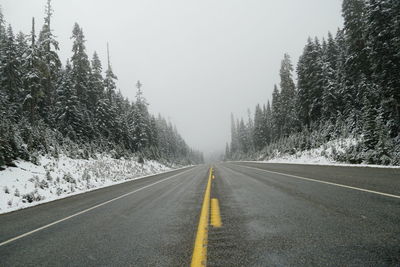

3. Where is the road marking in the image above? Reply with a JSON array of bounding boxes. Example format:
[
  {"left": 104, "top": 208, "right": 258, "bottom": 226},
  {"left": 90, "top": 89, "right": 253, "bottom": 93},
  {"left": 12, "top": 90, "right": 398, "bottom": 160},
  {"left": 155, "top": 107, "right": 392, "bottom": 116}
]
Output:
[
  {"left": 211, "top": 198, "right": 222, "bottom": 228},
  {"left": 0, "top": 168, "right": 194, "bottom": 247},
  {"left": 191, "top": 167, "right": 213, "bottom": 267},
  {"left": 236, "top": 164, "right": 400, "bottom": 199}
]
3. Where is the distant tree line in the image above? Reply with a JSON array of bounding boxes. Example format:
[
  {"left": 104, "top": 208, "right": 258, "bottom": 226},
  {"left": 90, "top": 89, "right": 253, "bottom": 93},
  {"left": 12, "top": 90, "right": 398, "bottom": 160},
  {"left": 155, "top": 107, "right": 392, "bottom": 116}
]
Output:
[
  {"left": 226, "top": 0, "right": 400, "bottom": 165},
  {"left": 0, "top": 1, "right": 203, "bottom": 168}
]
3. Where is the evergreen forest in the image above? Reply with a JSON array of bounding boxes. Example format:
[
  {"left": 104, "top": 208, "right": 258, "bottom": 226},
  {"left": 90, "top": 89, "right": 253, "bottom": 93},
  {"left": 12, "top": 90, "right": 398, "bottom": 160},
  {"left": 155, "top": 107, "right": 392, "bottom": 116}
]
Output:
[
  {"left": 0, "top": 1, "right": 204, "bottom": 169},
  {"left": 226, "top": 0, "right": 400, "bottom": 165}
]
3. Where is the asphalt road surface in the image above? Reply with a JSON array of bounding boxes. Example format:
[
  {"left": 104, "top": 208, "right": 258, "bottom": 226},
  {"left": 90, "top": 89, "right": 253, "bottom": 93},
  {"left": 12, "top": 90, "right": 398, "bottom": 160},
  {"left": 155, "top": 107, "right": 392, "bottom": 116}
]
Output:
[{"left": 1, "top": 162, "right": 399, "bottom": 266}]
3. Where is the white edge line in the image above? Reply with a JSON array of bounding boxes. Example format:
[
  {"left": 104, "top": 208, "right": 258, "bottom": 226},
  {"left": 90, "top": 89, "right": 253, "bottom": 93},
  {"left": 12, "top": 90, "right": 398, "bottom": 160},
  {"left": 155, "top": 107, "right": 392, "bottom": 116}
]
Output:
[
  {"left": 0, "top": 167, "right": 195, "bottom": 247},
  {"left": 231, "top": 163, "right": 400, "bottom": 199},
  {"left": 230, "top": 160, "right": 400, "bottom": 169}
]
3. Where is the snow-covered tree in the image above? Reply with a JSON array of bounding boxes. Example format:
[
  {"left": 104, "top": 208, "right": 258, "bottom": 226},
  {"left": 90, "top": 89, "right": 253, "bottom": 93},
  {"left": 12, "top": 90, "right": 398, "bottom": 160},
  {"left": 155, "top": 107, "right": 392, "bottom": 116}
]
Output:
[
  {"left": 297, "top": 38, "right": 324, "bottom": 127},
  {"left": 104, "top": 43, "right": 117, "bottom": 102},
  {"left": 95, "top": 98, "right": 115, "bottom": 140},
  {"left": 70, "top": 23, "right": 90, "bottom": 107},
  {"left": 271, "top": 84, "right": 281, "bottom": 138},
  {"left": 22, "top": 18, "right": 44, "bottom": 124},
  {"left": 229, "top": 113, "right": 239, "bottom": 155},
  {"left": 341, "top": 0, "right": 370, "bottom": 128},
  {"left": 37, "top": 0, "right": 61, "bottom": 120},
  {"left": 0, "top": 25, "right": 21, "bottom": 103},
  {"left": 131, "top": 81, "right": 149, "bottom": 152},
  {"left": 88, "top": 51, "right": 104, "bottom": 111},
  {"left": 253, "top": 104, "right": 265, "bottom": 151},
  {"left": 322, "top": 32, "right": 339, "bottom": 122},
  {"left": 366, "top": 0, "right": 400, "bottom": 137},
  {"left": 279, "top": 53, "right": 297, "bottom": 136},
  {"left": 54, "top": 61, "right": 84, "bottom": 141}
]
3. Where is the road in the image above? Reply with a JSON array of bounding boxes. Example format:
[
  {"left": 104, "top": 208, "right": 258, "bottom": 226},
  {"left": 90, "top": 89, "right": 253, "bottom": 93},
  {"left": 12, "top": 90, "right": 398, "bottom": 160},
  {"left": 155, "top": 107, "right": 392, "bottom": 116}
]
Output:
[{"left": 0, "top": 162, "right": 399, "bottom": 266}]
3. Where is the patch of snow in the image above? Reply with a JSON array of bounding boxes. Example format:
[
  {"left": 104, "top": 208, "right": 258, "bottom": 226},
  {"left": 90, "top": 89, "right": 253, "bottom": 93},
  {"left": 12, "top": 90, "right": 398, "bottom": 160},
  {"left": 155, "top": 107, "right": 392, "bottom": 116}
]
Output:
[
  {"left": 0, "top": 154, "right": 188, "bottom": 214},
  {"left": 239, "top": 138, "right": 400, "bottom": 169}
]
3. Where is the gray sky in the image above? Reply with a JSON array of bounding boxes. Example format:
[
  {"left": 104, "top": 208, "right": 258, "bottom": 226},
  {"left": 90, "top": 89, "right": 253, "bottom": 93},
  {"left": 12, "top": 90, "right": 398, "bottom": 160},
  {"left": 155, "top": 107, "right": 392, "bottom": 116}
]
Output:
[{"left": 3, "top": 0, "right": 343, "bottom": 157}]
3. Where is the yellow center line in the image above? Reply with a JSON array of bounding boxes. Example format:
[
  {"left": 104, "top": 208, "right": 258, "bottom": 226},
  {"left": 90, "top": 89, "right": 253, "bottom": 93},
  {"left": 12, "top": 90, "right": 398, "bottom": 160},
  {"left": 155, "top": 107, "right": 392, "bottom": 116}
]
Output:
[
  {"left": 191, "top": 167, "right": 213, "bottom": 267},
  {"left": 210, "top": 198, "right": 222, "bottom": 228}
]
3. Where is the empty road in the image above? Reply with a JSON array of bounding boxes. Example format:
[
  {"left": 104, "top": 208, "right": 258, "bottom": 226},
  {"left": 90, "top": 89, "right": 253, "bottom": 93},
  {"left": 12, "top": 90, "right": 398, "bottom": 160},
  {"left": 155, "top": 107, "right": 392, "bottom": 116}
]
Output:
[{"left": 0, "top": 162, "right": 399, "bottom": 266}]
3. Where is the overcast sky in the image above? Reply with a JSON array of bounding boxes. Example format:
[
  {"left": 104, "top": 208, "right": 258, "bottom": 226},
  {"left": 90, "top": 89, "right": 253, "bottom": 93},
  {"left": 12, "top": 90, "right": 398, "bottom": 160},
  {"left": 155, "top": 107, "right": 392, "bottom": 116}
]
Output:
[{"left": 2, "top": 0, "right": 343, "bottom": 157}]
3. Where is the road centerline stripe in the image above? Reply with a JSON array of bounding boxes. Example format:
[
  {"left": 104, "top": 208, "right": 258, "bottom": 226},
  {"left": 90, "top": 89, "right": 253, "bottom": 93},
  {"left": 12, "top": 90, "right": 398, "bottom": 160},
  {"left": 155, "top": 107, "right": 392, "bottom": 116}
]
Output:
[
  {"left": 235, "top": 164, "right": 400, "bottom": 199},
  {"left": 0, "top": 168, "right": 194, "bottom": 247},
  {"left": 211, "top": 198, "right": 222, "bottom": 228},
  {"left": 191, "top": 167, "right": 213, "bottom": 267}
]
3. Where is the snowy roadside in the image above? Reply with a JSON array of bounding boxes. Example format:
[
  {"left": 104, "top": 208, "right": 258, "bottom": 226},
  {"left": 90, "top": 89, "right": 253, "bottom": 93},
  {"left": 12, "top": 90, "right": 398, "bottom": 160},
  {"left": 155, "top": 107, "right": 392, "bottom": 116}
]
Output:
[
  {"left": 0, "top": 154, "right": 189, "bottom": 214},
  {"left": 239, "top": 138, "right": 400, "bottom": 169}
]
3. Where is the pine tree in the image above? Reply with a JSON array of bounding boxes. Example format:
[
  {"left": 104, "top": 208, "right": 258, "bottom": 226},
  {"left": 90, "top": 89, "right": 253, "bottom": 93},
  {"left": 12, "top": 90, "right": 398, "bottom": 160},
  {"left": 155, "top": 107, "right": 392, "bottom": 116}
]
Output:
[
  {"left": 362, "top": 87, "right": 378, "bottom": 151},
  {"left": 70, "top": 23, "right": 90, "bottom": 107},
  {"left": 104, "top": 43, "right": 117, "bottom": 102},
  {"left": 0, "top": 6, "right": 5, "bottom": 42},
  {"left": 279, "top": 53, "right": 296, "bottom": 136},
  {"left": 246, "top": 109, "right": 254, "bottom": 153},
  {"left": 114, "top": 93, "right": 132, "bottom": 149},
  {"left": 15, "top": 33, "right": 28, "bottom": 104},
  {"left": 225, "top": 142, "right": 230, "bottom": 160},
  {"left": 271, "top": 84, "right": 281, "bottom": 139},
  {"left": 237, "top": 119, "right": 249, "bottom": 154},
  {"left": 322, "top": 32, "right": 339, "bottom": 123},
  {"left": 0, "top": 25, "right": 21, "bottom": 103},
  {"left": 263, "top": 101, "right": 272, "bottom": 145},
  {"left": 366, "top": 0, "right": 400, "bottom": 137},
  {"left": 253, "top": 104, "right": 265, "bottom": 151},
  {"left": 309, "top": 38, "right": 325, "bottom": 124},
  {"left": 342, "top": 0, "right": 370, "bottom": 77},
  {"left": 95, "top": 98, "right": 115, "bottom": 140},
  {"left": 22, "top": 18, "right": 44, "bottom": 124},
  {"left": 37, "top": 0, "right": 61, "bottom": 121},
  {"left": 146, "top": 115, "right": 159, "bottom": 159},
  {"left": 230, "top": 113, "right": 239, "bottom": 155},
  {"left": 296, "top": 38, "right": 324, "bottom": 127},
  {"left": 131, "top": 81, "right": 149, "bottom": 152},
  {"left": 54, "top": 61, "right": 84, "bottom": 141},
  {"left": 335, "top": 28, "right": 347, "bottom": 118},
  {"left": 156, "top": 115, "right": 169, "bottom": 158},
  {"left": 88, "top": 51, "right": 104, "bottom": 111},
  {"left": 341, "top": 0, "right": 370, "bottom": 128},
  {"left": 374, "top": 108, "right": 393, "bottom": 165},
  {"left": 297, "top": 39, "right": 313, "bottom": 128}
]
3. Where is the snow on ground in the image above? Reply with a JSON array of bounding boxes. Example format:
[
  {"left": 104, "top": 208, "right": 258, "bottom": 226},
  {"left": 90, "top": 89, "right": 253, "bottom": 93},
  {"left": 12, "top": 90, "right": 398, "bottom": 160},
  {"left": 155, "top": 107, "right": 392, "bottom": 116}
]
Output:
[
  {"left": 0, "top": 154, "right": 179, "bottom": 214},
  {"left": 251, "top": 138, "right": 400, "bottom": 168},
  {"left": 265, "top": 138, "right": 356, "bottom": 165}
]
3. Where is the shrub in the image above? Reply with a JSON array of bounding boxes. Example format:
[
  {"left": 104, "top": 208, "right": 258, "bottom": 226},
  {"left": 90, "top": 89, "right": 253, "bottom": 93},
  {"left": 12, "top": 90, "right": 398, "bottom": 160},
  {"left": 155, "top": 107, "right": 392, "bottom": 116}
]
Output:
[
  {"left": 22, "top": 190, "right": 44, "bottom": 203},
  {"left": 63, "top": 173, "right": 76, "bottom": 184},
  {"left": 82, "top": 169, "right": 91, "bottom": 183},
  {"left": 38, "top": 179, "right": 49, "bottom": 189},
  {"left": 14, "top": 188, "right": 20, "bottom": 197},
  {"left": 4, "top": 186, "right": 10, "bottom": 194},
  {"left": 46, "top": 171, "right": 53, "bottom": 181}
]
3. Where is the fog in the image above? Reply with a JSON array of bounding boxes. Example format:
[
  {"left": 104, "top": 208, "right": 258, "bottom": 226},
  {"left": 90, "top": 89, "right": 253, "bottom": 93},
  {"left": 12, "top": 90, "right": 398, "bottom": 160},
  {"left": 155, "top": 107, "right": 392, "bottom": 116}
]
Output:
[{"left": 2, "top": 0, "right": 343, "bottom": 158}]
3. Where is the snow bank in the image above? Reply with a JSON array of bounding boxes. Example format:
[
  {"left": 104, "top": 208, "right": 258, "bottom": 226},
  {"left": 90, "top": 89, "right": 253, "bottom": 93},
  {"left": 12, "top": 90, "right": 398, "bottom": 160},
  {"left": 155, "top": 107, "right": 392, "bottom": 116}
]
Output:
[
  {"left": 0, "top": 154, "right": 179, "bottom": 214},
  {"left": 252, "top": 138, "right": 400, "bottom": 168},
  {"left": 265, "top": 138, "right": 356, "bottom": 164}
]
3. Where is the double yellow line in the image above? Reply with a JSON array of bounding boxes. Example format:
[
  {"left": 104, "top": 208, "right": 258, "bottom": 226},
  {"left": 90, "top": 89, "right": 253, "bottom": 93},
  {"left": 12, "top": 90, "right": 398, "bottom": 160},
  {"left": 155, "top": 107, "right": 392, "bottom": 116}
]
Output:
[{"left": 191, "top": 167, "right": 222, "bottom": 267}]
